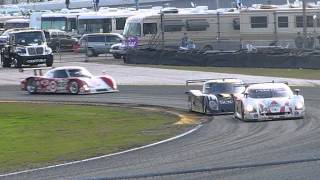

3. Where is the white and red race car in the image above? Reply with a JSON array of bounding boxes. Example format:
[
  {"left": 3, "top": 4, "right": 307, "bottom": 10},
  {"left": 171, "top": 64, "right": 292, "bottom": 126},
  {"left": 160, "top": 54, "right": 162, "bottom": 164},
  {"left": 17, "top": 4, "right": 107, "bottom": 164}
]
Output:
[
  {"left": 21, "top": 66, "right": 118, "bottom": 94},
  {"left": 234, "top": 82, "right": 305, "bottom": 121}
]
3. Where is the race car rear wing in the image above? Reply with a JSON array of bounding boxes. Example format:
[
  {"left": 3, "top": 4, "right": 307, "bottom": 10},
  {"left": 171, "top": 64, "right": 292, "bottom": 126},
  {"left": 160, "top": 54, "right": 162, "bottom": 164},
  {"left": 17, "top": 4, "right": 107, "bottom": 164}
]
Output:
[
  {"left": 18, "top": 67, "right": 54, "bottom": 76},
  {"left": 186, "top": 78, "right": 241, "bottom": 86},
  {"left": 244, "top": 81, "right": 289, "bottom": 87}
]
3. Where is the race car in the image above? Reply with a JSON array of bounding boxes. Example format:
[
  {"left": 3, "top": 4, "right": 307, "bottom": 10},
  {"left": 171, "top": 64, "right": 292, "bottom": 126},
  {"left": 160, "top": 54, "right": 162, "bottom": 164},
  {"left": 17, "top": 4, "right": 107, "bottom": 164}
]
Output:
[
  {"left": 234, "top": 82, "right": 305, "bottom": 121},
  {"left": 20, "top": 66, "right": 118, "bottom": 94},
  {"left": 186, "top": 78, "right": 245, "bottom": 114}
]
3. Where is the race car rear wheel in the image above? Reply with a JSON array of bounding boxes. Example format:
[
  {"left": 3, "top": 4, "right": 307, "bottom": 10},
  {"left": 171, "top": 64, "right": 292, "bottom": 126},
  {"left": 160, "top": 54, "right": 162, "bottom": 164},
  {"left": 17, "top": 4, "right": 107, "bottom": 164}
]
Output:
[
  {"left": 68, "top": 81, "right": 79, "bottom": 94},
  {"left": 26, "top": 78, "right": 37, "bottom": 94}
]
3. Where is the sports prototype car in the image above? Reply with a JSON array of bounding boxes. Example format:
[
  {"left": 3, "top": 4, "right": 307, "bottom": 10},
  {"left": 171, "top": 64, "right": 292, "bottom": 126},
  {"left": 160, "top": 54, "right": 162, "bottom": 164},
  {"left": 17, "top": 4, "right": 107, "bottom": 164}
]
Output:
[
  {"left": 21, "top": 66, "right": 118, "bottom": 94},
  {"left": 186, "top": 78, "right": 245, "bottom": 114},
  {"left": 234, "top": 82, "right": 305, "bottom": 121}
]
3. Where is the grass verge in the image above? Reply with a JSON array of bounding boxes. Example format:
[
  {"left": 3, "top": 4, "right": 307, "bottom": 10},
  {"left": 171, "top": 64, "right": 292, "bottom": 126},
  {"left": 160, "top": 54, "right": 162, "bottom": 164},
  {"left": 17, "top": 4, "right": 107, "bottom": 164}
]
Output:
[
  {"left": 0, "top": 102, "right": 185, "bottom": 173},
  {"left": 134, "top": 65, "right": 320, "bottom": 80}
]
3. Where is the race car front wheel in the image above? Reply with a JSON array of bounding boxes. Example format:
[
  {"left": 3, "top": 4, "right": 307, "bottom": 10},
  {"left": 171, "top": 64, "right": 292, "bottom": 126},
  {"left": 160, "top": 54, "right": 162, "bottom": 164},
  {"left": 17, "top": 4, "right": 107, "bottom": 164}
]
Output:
[
  {"left": 68, "top": 81, "right": 79, "bottom": 94},
  {"left": 26, "top": 78, "right": 37, "bottom": 94}
]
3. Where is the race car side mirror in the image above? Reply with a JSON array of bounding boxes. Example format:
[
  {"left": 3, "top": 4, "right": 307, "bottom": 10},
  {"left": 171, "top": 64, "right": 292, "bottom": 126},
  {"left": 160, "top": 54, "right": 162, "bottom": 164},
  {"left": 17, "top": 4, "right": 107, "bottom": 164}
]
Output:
[
  {"left": 244, "top": 92, "right": 248, "bottom": 98},
  {"left": 294, "top": 89, "right": 300, "bottom": 95}
]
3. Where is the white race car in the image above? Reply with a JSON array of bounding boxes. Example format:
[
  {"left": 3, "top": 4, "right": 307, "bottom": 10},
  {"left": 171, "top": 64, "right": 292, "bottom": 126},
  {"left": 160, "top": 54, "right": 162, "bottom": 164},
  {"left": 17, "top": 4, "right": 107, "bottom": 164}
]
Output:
[
  {"left": 21, "top": 66, "right": 118, "bottom": 94},
  {"left": 234, "top": 82, "right": 305, "bottom": 121}
]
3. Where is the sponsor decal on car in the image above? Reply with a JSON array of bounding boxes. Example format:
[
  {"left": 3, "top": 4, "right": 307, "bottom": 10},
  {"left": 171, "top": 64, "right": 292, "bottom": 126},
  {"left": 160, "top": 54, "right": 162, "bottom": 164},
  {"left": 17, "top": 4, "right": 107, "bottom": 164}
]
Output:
[{"left": 219, "top": 99, "right": 233, "bottom": 104}]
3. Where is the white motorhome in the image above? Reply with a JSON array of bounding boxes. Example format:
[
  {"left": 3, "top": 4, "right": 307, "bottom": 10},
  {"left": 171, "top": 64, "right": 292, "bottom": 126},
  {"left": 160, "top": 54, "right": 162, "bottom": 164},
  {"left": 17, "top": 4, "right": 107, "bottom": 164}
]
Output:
[
  {"left": 240, "top": 2, "right": 320, "bottom": 47},
  {"left": 40, "top": 8, "right": 90, "bottom": 32},
  {"left": 0, "top": 15, "right": 27, "bottom": 29},
  {"left": 4, "top": 19, "right": 29, "bottom": 29},
  {"left": 78, "top": 8, "right": 132, "bottom": 35},
  {"left": 77, "top": 8, "right": 155, "bottom": 35},
  {"left": 123, "top": 6, "right": 241, "bottom": 50}
]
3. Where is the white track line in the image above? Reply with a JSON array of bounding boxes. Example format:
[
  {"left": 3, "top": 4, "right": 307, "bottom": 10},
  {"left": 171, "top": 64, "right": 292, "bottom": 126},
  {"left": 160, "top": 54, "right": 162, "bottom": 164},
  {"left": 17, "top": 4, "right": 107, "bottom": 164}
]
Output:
[{"left": 0, "top": 124, "right": 202, "bottom": 177}]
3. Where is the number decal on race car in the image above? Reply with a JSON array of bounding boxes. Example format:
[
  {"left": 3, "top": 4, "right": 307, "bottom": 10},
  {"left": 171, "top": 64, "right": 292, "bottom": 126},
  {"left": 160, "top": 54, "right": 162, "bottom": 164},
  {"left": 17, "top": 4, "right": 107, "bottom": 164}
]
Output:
[{"left": 40, "top": 79, "right": 50, "bottom": 87}]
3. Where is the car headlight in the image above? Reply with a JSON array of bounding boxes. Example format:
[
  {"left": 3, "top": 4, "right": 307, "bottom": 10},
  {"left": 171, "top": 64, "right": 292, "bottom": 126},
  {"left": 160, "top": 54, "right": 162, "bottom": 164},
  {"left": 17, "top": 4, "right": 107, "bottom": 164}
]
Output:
[
  {"left": 82, "top": 84, "right": 89, "bottom": 90},
  {"left": 246, "top": 105, "right": 255, "bottom": 112},
  {"left": 45, "top": 47, "right": 52, "bottom": 54},
  {"left": 14, "top": 47, "right": 26, "bottom": 54},
  {"left": 295, "top": 102, "right": 304, "bottom": 110}
]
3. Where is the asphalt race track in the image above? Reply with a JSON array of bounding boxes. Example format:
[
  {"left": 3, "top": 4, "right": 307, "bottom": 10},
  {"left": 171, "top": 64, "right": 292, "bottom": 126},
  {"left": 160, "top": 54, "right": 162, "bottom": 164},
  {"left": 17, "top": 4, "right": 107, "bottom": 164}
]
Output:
[{"left": 1, "top": 84, "right": 320, "bottom": 180}]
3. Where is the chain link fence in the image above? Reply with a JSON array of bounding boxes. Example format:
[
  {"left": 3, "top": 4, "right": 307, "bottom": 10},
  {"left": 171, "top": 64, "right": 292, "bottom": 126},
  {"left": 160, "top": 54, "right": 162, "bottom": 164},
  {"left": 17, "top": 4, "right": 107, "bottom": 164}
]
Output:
[{"left": 51, "top": 34, "right": 124, "bottom": 65}]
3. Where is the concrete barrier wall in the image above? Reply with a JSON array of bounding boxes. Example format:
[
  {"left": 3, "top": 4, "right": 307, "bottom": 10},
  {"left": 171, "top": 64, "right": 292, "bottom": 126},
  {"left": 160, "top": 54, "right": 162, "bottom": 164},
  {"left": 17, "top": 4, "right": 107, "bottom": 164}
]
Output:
[{"left": 125, "top": 49, "right": 320, "bottom": 69}]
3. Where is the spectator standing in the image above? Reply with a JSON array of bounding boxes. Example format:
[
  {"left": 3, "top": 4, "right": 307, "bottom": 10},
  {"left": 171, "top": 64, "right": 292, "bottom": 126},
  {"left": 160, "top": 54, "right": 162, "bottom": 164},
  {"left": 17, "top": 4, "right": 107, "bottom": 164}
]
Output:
[
  {"left": 305, "top": 35, "right": 315, "bottom": 49},
  {"left": 294, "top": 32, "right": 304, "bottom": 49},
  {"left": 93, "top": 0, "right": 99, "bottom": 11},
  {"left": 65, "top": 0, "right": 70, "bottom": 9},
  {"left": 181, "top": 33, "right": 189, "bottom": 48}
]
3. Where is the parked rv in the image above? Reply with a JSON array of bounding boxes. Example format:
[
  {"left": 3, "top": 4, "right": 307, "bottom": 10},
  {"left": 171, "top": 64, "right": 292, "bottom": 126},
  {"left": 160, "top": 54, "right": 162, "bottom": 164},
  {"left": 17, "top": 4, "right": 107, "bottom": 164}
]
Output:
[
  {"left": 123, "top": 6, "right": 241, "bottom": 51},
  {"left": 4, "top": 19, "right": 29, "bottom": 29}
]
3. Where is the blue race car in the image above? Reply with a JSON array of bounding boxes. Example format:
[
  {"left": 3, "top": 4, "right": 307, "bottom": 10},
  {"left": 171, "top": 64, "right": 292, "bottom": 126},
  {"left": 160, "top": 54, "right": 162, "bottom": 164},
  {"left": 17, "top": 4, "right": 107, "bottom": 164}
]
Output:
[{"left": 186, "top": 78, "right": 245, "bottom": 115}]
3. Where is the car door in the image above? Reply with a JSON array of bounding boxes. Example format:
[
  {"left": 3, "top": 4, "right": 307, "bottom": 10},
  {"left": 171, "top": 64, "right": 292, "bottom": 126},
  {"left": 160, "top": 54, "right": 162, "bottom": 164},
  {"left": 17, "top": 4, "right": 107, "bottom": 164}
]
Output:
[
  {"left": 50, "top": 32, "right": 59, "bottom": 51},
  {"left": 64, "top": 35, "right": 75, "bottom": 50},
  {"left": 89, "top": 35, "right": 105, "bottom": 54},
  {"left": 58, "top": 32, "right": 73, "bottom": 50},
  {"left": 103, "top": 35, "right": 112, "bottom": 53},
  {"left": 57, "top": 32, "right": 67, "bottom": 49},
  {"left": 52, "top": 69, "right": 69, "bottom": 93},
  {"left": 107, "top": 35, "right": 123, "bottom": 52}
]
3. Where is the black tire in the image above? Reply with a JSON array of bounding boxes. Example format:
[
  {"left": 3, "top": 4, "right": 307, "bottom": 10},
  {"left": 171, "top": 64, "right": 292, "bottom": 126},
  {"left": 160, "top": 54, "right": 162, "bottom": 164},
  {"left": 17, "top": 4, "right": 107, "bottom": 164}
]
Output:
[
  {"left": 113, "top": 54, "right": 121, "bottom": 59},
  {"left": 46, "top": 56, "right": 53, "bottom": 67},
  {"left": 12, "top": 57, "right": 22, "bottom": 68},
  {"left": 188, "top": 99, "right": 193, "bottom": 112},
  {"left": 26, "top": 78, "right": 37, "bottom": 94},
  {"left": 86, "top": 49, "right": 95, "bottom": 57},
  {"left": 204, "top": 104, "right": 208, "bottom": 114},
  {"left": 203, "top": 99, "right": 208, "bottom": 114},
  {"left": 123, "top": 55, "right": 127, "bottom": 63},
  {"left": 240, "top": 102, "right": 245, "bottom": 121},
  {"left": 68, "top": 80, "right": 79, "bottom": 94}
]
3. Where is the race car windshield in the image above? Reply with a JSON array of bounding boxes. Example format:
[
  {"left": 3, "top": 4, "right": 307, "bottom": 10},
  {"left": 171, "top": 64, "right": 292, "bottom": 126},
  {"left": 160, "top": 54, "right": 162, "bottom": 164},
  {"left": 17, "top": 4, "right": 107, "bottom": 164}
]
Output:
[
  {"left": 15, "top": 32, "right": 45, "bottom": 45},
  {"left": 248, "top": 88, "right": 292, "bottom": 98},
  {"left": 68, "top": 69, "right": 93, "bottom": 78},
  {"left": 205, "top": 83, "right": 243, "bottom": 94}
]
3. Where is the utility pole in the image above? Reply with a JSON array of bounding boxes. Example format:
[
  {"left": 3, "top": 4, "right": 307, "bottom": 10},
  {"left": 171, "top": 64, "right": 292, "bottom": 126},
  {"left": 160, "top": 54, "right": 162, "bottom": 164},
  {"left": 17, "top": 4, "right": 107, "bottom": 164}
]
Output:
[
  {"left": 303, "top": 0, "right": 307, "bottom": 41},
  {"left": 135, "top": 0, "right": 139, "bottom": 10},
  {"left": 216, "top": 0, "right": 219, "bottom": 9},
  {"left": 160, "top": 12, "right": 164, "bottom": 49}
]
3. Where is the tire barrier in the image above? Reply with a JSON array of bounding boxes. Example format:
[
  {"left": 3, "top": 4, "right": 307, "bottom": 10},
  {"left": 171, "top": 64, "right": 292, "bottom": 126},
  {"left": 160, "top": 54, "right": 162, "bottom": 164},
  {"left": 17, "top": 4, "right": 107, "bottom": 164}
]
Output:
[{"left": 125, "top": 49, "right": 320, "bottom": 69}]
